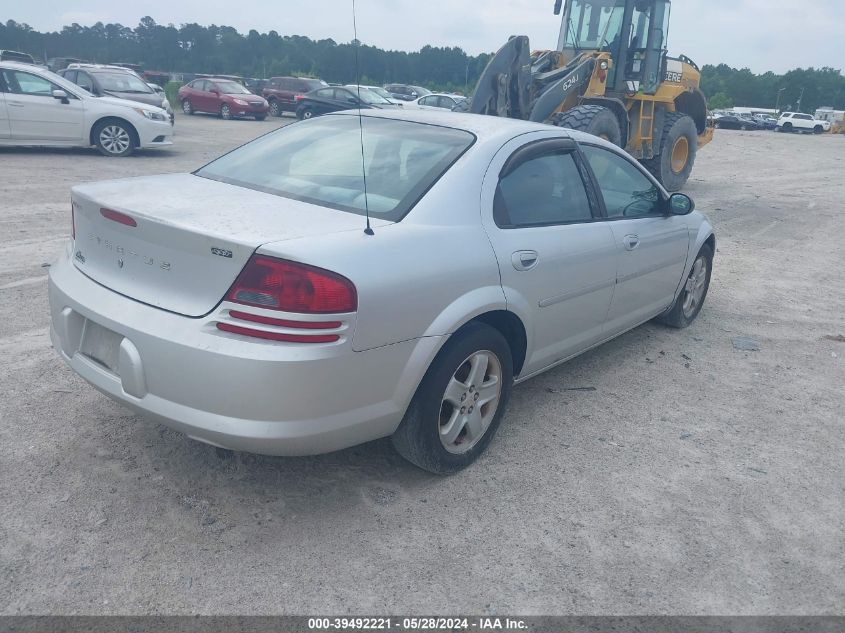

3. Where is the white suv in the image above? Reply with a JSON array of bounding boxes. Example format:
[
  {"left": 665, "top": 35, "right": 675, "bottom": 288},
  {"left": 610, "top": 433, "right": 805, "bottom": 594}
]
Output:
[
  {"left": 0, "top": 61, "right": 173, "bottom": 156},
  {"left": 777, "top": 112, "right": 831, "bottom": 134}
]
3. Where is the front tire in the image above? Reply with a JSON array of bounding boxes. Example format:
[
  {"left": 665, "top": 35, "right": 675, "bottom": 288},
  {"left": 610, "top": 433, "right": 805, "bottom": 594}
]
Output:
[
  {"left": 255, "top": 114, "right": 267, "bottom": 121},
  {"left": 269, "top": 100, "right": 281, "bottom": 117},
  {"left": 814, "top": 125, "right": 824, "bottom": 134},
  {"left": 220, "top": 104, "right": 232, "bottom": 120},
  {"left": 93, "top": 119, "right": 136, "bottom": 157},
  {"left": 181, "top": 100, "right": 194, "bottom": 115},
  {"left": 392, "top": 322, "right": 513, "bottom": 474},
  {"left": 657, "top": 244, "right": 713, "bottom": 329},
  {"left": 552, "top": 104, "right": 622, "bottom": 146},
  {"left": 298, "top": 107, "right": 314, "bottom": 120},
  {"left": 642, "top": 112, "right": 698, "bottom": 192}
]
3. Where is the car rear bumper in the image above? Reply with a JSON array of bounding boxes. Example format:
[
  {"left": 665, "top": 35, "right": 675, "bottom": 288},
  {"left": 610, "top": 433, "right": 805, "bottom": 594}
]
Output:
[{"left": 48, "top": 247, "right": 439, "bottom": 455}]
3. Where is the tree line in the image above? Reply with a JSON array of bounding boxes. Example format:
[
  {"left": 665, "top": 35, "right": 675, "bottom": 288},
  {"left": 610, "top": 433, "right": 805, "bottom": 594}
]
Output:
[{"left": 2, "top": 18, "right": 844, "bottom": 111}]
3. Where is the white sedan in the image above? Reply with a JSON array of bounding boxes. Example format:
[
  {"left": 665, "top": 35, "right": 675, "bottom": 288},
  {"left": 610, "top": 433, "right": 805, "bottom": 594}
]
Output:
[
  {"left": 0, "top": 61, "right": 173, "bottom": 156},
  {"left": 404, "top": 93, "right": 467, "bottom": 111},
  {"left": 49, "top": 110, "right": 714, "bottom": 473}
]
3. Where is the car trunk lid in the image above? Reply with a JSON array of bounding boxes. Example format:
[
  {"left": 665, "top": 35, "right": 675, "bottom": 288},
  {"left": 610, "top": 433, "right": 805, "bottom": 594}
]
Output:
[{"left": 71, "top": 173, "right": 388, "bottom": 317}]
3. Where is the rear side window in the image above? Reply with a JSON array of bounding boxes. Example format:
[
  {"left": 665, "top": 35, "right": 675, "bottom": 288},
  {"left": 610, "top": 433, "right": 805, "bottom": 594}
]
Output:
[
  {"left": 196, "top": 116, "right": 475, "bottom": 221},
  {"left": 495, "top": 151, "right": 593, "bottom": 227},
  {"left": 581, "top": 145, "right": 662, "bottom": 218}
]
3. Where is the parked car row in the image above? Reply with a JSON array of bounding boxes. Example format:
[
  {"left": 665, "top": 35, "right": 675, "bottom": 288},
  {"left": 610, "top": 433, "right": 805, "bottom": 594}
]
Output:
[{"left": 712, "top": 110, "right": 830, "bottom": 134}]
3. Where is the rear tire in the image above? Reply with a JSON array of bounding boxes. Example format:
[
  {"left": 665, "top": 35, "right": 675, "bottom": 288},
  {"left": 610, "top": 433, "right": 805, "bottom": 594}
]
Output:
[
  {"left": 657, "top": 244, "right": 713, "bottom": 329},
  {"left": 392, "top": 322, "right": 513, "bottom": 474},
  {"left": 552, "top": 104, "right": 622, "bottom": 147},
  {"left": 642, "top": 112, "right": 698, "bottom": 192}
]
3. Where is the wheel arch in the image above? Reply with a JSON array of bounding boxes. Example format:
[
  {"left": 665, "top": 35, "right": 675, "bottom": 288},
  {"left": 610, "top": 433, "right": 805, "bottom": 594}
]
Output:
[
  {"left": 467, "top": 310, "right": 528, "bottom": 377},
  {"left": 89, "top": 116, "right": 140, "bottom": 148},
  {"left": 673, "top": 88, "right": 708, "bottom": 134}
]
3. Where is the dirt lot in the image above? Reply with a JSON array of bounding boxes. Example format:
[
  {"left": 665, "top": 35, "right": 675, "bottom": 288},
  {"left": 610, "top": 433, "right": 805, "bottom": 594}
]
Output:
[{"left": 1, "top": 114, "right": 843, "bottom": 615}]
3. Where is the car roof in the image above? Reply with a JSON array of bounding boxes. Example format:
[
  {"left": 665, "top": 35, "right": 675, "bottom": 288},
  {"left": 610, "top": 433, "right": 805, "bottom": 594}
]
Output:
[
  {"left": 425, "top": 93, "right": 466, "bottom": 99},
  {"left": 0, "top": 60, "right": 47, "bottom": 71},
  {"left": 326, "top": 108, "right": 618, "bottom": 149}
]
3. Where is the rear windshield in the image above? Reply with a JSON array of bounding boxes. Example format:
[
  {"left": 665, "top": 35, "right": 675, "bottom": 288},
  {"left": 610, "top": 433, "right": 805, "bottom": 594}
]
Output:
[{"left": 196, "top": 116, "right": 475, "bottom": 221}]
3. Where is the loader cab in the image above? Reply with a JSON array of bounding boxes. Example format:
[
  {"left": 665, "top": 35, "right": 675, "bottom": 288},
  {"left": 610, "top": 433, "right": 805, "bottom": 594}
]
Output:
[{"left": 557, "top": 0, "right": 671, "bottom": 95}]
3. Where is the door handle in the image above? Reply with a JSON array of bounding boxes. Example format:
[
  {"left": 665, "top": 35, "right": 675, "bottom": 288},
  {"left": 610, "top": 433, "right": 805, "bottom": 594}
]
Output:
[
  {"left": 512, "top": 250, "right": 539, "bottom": 271},
  {"left": 623, "top": 234, "right": 640, "bottom": 251},
  {"left": 7, "top": 101, "right": 24, "bottom": 107}
]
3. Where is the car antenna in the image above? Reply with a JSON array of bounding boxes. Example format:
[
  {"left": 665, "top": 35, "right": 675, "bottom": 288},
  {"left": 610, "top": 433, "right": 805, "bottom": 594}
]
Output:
[{"left": 352, "top": 0, "right": 374, "bottom": 236}]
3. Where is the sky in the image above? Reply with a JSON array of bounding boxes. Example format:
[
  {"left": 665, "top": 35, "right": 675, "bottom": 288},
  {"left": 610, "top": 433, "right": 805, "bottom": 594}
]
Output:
[{"left": 5, "top": 0, "right": 844, "bottom": 74}]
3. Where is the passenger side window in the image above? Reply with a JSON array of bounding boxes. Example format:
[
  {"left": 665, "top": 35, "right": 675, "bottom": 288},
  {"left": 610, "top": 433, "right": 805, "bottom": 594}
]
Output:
[
  {"left": 580, "top": 145, "right": 661, "bottom": 218},
  {"left": 2, "top": 70, "right": 54, "bottom": 97},
  {"left": 495, "top": 150, "right": 594, "bottom": 228}
]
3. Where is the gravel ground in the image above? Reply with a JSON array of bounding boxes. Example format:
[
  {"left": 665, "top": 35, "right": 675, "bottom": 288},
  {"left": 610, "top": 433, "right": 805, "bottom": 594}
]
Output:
[{"left": 1, "top": 115, "right": 843, "bottom": 615}]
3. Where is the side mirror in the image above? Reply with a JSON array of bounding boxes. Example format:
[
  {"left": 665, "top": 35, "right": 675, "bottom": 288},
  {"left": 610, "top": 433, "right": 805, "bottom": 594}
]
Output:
[
  {"left": 52, "top": 89, "right": 69, "bottom": 103},
  {"left": 668, "top": 193, "right": 695, "bottom": 215}
]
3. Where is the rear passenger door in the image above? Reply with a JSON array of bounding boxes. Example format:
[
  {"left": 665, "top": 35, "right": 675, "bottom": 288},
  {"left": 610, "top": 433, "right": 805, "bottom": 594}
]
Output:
[
  {"left": 482, "top": 136, "right": 618, "bottom": 376},
  {"left": 579, "top": 143, "right": 690, "bottom": 336}
]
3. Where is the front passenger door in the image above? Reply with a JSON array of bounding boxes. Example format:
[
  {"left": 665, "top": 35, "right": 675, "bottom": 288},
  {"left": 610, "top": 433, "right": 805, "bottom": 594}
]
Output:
[
  {"left": 580, "top": 144, "right": 690, "bottom": 336},
  {"left": 1, "top": 69, "right": 84, "bottom": 142}
]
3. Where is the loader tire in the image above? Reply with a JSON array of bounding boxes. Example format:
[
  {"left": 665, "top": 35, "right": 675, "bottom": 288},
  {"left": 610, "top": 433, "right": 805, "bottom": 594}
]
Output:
[
  {"left": 552, "top": 105, "right": 622, "bottom": 147},
  {"left": 642, "top": 112, "right": 698, "bottom": 192}
]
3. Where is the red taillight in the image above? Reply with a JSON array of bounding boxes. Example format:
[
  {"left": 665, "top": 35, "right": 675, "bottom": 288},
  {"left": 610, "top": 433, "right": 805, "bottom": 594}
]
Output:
[
  {"left": 100, "top": 208, "right": 137, "bottom": 227},
  {"left": 226, "top": 255, "right": 357, "bottom": 314},
  {"left": 294, "top": 94, "right": 304, "bottom": 101}
]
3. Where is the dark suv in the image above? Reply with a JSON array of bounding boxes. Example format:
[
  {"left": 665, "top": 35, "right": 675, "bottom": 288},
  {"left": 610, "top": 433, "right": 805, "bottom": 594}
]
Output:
[
  {"left": 263, "top": 76, "right": 328, "bottom": 116},
  {"left": 59, "top": 64, "right": 173, "bottom": 120},
  {"left": 384, "top": 84, "right": 431, "bottom": 102}
]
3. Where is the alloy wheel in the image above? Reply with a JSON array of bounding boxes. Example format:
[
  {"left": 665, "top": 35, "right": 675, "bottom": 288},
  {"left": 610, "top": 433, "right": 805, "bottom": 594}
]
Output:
[
  {"left": 99, "top": 125, "right": 131, "bottom": 155},
  {"left": 221, "top": 105, "right": 231, "bottom": 120},
  {"left": 438, "top": 350, "right": 502, "bottom": 454},
  {"left": 682, "top": 256, "right": 708, "bottom": 318}
]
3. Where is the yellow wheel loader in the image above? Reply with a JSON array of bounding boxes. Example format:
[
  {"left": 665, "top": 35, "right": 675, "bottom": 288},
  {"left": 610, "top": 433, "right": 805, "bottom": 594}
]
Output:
[{"left": 464, "top": 0, "right": 714, "bottom": 191}]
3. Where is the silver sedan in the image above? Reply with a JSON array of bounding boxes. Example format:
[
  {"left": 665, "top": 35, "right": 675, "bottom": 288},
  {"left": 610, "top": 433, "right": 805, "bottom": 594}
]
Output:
[{"left": 48, "top": 110, "right": 714, "bottom": 474}]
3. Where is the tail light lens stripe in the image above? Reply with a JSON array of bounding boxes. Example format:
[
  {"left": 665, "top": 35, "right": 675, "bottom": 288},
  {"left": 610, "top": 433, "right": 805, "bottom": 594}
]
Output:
[
  {"left": 216, "top": 322, "right": 339, "bottom": 343},
  {"left": 228, "top": 310, "right": 341, "bottom": 330},
  {"left": 100, "top": 208, "right": 137, "bottom": 227}
]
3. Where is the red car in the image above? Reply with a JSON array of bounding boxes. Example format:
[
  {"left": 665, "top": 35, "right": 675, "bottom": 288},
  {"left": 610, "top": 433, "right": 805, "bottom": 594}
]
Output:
[{"left": 178, "top": 78, "right": 270, "bottom": 120}]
